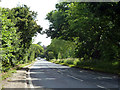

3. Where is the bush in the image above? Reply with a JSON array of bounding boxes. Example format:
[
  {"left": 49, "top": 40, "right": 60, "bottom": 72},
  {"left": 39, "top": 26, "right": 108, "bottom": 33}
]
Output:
[
  {"left": 59, "top": 60, "right": 64, "bottom": 63},
  {"left": 64, "top": 59, "right": 73, "bottom": 65},
  {"left": 73, "top": 59, "right": 81, "bottom": 66}
]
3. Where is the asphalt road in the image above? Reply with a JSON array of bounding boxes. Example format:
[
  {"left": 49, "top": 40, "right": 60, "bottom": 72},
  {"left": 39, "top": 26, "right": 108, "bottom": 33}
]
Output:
[{"left": 29, "top": 59, "right": 119, "bottom": 89}]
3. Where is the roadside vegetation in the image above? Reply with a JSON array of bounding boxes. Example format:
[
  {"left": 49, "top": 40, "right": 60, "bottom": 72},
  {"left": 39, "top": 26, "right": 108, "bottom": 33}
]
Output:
[
  {"left": 0, "top": 5, "right": 44, "bottom": 79},
  {"left": 50, "top": 58, "right": 119, "bottom": 75},
  {"left": 0, "top": 2, "right": 120, "bottom": 81},
  {"left": 1, "top": 60, "right": 35, "bottom": 80},
  {"left": 44, "top": 2, "right": 120, "bottom": 75}
]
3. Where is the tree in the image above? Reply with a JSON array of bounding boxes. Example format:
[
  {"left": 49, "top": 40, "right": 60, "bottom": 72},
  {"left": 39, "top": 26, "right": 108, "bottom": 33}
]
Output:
[
  {"left": 45, "top": 2, "right": 120, "bottom": 62},
  {"left": 87, "top": 2, "right": 120, "bottom": 61},
  {"left": 28, "top": 44, "right": 44, "bottom": 59},
  {"left": 1, "top": 8, "right": 21, "bottom": 71},
  {"left": 44, "top": 2, "right": 70, "bottom": 40},
  {"left": 37, "top": 42, "right": 42, "bottom": 46},
  {"left": 46, "top": 38, "right": 76, "bottom": 60},
  {"left": 1, "top": 5, "right": 43, "bottom": 71},
  {"left": 7, "top": 5, "right": 42, "bottom": 61}
]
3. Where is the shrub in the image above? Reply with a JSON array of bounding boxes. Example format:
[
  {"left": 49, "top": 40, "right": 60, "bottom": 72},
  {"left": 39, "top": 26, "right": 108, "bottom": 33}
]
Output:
[
  {"left": 59, "top": 60, "right": 64, "bottom": 63},
  {"left": 64, "top": 59, "right": 73, "bottom": 65},
  {"left": 73, "top": 59, "right": 81, "bottom": 66}
]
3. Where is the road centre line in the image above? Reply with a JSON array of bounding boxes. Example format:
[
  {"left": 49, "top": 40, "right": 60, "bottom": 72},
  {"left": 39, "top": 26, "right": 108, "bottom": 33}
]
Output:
[
  {"left": 97, "top": 85, "right": 109, "bottom": 90},
  {"left": 67, "top": 75, "right": 83, "bottom": 81}
]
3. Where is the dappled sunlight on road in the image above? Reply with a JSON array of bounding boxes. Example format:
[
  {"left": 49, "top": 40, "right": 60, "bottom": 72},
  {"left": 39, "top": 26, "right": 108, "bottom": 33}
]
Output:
[{"left": 29, "top": 59, "right": 119, "bottom": 89}]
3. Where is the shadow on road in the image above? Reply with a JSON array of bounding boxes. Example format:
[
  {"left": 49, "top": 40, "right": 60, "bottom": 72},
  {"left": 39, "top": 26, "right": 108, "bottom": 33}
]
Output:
[{"left": 28, "top": 60, "right": 119, "bottom": 89}]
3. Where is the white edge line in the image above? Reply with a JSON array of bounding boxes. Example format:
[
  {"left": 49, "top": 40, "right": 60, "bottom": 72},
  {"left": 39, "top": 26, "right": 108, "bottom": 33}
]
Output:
[{"left": 28, "top": 69, "right": 34, "bottom": 89}]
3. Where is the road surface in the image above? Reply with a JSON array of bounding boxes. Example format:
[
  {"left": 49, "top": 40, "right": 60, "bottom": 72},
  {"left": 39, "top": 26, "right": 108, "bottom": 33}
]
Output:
[{"left": 29, "top": 59, "right": 119, "bottom": 89}]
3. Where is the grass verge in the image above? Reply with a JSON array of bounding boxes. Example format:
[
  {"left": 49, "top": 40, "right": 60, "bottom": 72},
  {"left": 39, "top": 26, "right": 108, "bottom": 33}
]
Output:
[
  {"left": 50, "top": 58, "right": 119, "bottom": 75},
  {"left": 1, "top": 60, "right": 36, "bottom": 81}
]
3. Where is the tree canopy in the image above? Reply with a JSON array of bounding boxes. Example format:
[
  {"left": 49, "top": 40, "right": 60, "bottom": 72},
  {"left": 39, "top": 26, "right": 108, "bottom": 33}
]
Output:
[
  {"left": 45, "top": 2, "right": 120, "bottom": 62},
  {"left": 46, "top": 38, "right": 76, "bottom": 60},
  {"left": 1, "top": 5, "right": 43, "bottom": 72}
]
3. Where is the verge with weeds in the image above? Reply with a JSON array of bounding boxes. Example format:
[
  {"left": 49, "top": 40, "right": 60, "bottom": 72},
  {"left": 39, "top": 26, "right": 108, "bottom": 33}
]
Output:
[
  {"left": 1, "top": 60, "right": 36, "bottom": 80},
  {"left": 50, "top": 58, "right": 119, "bottom": 75}
]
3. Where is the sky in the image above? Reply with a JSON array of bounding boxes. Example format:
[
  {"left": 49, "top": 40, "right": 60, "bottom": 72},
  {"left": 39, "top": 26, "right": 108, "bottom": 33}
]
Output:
[{"left": 0, "top": 0, "right": 59, "bottom": 46}]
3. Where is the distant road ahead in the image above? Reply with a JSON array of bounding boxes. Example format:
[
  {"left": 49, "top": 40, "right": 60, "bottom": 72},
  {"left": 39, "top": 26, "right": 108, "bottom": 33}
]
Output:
[{"left": 29, "top": 59, "right": 119, "bottom": 89}]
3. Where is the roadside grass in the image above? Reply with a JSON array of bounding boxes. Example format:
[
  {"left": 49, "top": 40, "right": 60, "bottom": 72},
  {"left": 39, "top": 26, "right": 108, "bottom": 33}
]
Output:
[
  {"left": 1, "top": 59, "right": 36, "bottom": 81},
  {"left": 16, "top": 60, "right": 36, "bottom": 70},
  {"left": 50, "top": 58, "right": 119, "bottom": 75},
  {"left": 1, "top": 69, "right": 17, "bottom": 80}
]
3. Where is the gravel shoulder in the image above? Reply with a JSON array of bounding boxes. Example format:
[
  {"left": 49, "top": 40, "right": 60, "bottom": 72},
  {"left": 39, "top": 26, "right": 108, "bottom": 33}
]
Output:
[
  {"left": 2, "top": 69, "right": 27, "bottom": 88},
  {"left": 1, "top": 61, "right": 35, "bottom": 89}
]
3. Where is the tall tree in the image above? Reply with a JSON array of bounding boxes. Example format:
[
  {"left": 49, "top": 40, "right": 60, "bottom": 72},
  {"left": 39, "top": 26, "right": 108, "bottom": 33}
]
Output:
[
  {"left": 45, "top": 2, "right": 120, "bottom": 62},
  {"left": 1, "top": 5, "right": 43, "bottom": 71},
  {"left": 1, "top": 8, "right": 21, "bottom": 70},
  {"left": 46, "top": 38, "right": 76, "bottom": 60},
  {"left": 6, "top": 5, "right": 42, "bottom": 61}
]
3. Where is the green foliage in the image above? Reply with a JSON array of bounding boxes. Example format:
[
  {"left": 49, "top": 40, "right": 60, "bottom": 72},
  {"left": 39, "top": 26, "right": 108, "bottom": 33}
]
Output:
[
  {"left": 73, "top": 59, "right": 81, "bottom": 66},
  {"left": 1, "top": 5, "right": 43, "bottom": 72},
  {"left": 45, "top": 38, "right": 76, "bottom": 60},
  {"left": 8, "top": 5, "right": 42, "bottom": 60},
  {"left": 1, "top": 8, "right": 21, "bottom": 71},
  {"left": 2, "top": 69, "right": 17, "bottom": 80},
  {"left": 45, "top": 2, "right": 120, "bottom": 64},
  {"left": 44, "top": 2, "right": 70, "bottom": 39},
  {"left": 64, "top": 59, "right": 73, "bottom": 65},
  {"left": 27, "top": 44, "right": 44, "bottom": 62},
  {"left": 1, "top": 60, "right": 35, "bottom": 80},
  {"left": 29, "top": 51, "right": 35, "bottom": 62},
  {"left": 46, "top": 51, "right": 55, "bottom": 60},
  {"left": 50, "top": 58, "right": 119, "bottom": 75}
]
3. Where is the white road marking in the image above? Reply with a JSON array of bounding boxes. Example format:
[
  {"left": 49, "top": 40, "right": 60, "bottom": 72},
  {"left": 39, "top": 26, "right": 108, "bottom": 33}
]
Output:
[
  {"left": 67, "top": 75, "right": 83, "bottom": 81},
  {"left": 97, "top": 85, "right": 106, "bottom": 89},
  {"left": 97, "top": 85, "right": 111, "bottom": 90},
  {"left": 27, "top": 70, "right": 34, "bottom": 89}
]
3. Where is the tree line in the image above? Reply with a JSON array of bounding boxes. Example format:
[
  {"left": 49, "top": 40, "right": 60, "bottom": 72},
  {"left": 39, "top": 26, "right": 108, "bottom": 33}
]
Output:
[
  {"left": 0, "top": 5, "right": 44, "bottom": 72},
  {"left": 45, "top": 38, "right": 76, "bottom": 60},
  {"left": 45, "top": 2, "right": 120, "bottom": 64}
]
